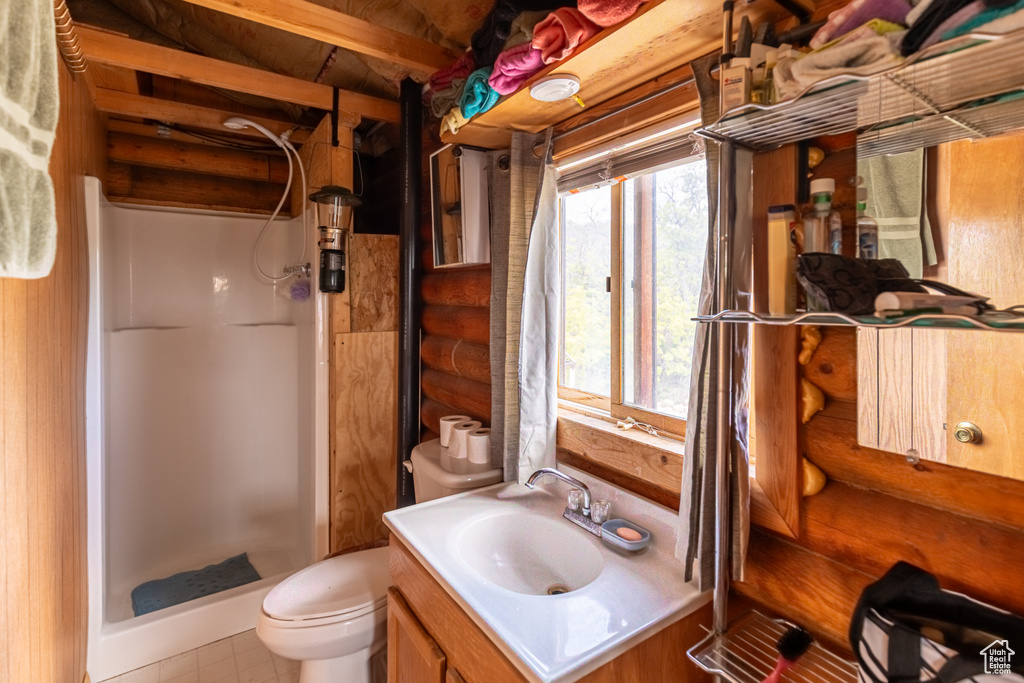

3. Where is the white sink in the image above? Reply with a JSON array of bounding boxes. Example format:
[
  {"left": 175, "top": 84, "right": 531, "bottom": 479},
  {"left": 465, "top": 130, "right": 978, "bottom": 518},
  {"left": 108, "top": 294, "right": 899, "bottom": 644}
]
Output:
[
  {"left": 383, "top": 465, "right": 710, "bottom": 683},
  {"left": 456, "top": 511, "right": 604, "bottom": 595}
]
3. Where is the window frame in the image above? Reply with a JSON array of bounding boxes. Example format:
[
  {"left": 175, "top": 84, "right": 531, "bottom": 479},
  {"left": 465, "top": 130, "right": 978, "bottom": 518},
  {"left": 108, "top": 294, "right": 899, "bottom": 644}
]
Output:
[{"left": 558, "top": 157, "right": 710, "bottom": 440}]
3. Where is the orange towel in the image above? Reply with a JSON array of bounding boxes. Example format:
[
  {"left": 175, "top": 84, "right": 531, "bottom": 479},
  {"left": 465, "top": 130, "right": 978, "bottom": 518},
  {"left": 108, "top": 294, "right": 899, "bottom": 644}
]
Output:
[{"left": 531, "top": 8, "right": 600, "bottom": 64}]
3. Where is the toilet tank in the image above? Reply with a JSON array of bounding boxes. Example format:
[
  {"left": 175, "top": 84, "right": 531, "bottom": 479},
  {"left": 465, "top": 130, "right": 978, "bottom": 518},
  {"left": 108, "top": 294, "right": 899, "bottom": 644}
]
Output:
[{"left": 409, "top": 439, "right": 503, "bottom": 503}]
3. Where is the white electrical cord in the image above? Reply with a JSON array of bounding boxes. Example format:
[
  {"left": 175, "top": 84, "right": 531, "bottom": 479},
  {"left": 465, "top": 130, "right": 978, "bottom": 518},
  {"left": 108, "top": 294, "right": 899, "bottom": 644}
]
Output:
[{"left": 252, "top": 133, "right": 308, "bottom": 282}]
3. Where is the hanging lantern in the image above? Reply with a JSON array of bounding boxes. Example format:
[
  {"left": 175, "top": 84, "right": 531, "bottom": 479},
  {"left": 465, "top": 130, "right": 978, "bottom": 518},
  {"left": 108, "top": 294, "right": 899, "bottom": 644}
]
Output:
[{"left": 309, "top": 186, "right": 361, "bottom": 294}]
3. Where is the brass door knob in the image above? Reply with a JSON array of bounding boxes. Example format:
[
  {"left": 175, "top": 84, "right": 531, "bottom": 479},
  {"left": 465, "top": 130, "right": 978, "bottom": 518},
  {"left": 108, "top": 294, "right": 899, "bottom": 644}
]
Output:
[{"left": 953, "top": 421, "right": 983, "bottom": 444}]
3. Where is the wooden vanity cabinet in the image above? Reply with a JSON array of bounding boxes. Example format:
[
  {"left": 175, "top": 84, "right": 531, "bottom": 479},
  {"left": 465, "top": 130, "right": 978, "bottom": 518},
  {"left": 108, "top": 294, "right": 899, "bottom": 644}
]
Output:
[{"left": 388, "top": 537, "right": 713, "bottom": 683}]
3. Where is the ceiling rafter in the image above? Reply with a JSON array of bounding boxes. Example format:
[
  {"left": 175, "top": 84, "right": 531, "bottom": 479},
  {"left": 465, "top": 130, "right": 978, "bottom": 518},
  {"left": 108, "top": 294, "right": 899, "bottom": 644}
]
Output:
[
  {"left": 93, "top": 89, "right": 317, "bottom": 142},
  {"left": 78, "top": 26, "right": 399, "bottom": 124},
  {"left": 174, "top": 0, "right": 458, "bottom": 77}
]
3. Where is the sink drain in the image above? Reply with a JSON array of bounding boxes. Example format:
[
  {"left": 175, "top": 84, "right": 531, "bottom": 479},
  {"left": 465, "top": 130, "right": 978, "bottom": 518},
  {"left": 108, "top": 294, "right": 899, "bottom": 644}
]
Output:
[{"left": 546, "top": 584, "right": 570, "bottom": 596}]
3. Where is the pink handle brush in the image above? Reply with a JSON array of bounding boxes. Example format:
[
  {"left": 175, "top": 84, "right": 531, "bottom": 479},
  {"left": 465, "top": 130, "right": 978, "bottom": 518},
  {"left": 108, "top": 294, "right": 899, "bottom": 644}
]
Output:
[{"left": 761, "top": 627, "right": 814, "bottom": 683}]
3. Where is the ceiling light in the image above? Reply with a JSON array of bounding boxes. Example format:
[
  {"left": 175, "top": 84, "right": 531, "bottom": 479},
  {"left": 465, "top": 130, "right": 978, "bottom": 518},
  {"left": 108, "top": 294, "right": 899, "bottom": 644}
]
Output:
[{"left": 530, "top": 74, "right": 582, "bottom": 104}]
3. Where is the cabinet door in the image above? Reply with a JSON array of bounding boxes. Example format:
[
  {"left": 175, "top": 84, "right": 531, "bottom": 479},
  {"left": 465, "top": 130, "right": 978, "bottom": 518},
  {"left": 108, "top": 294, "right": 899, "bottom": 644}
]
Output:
[
  {"left": 388, "top": 587, "right": 446, "bottom": 683},
  {"left": 446, "top": 670, "right": 468, "bottom": 683}
]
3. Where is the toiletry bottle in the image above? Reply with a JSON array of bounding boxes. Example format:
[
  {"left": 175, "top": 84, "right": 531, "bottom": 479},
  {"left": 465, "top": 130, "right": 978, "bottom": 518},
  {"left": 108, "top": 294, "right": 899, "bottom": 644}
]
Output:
[
  {"left": 767, "top": 205, "right": 797, "bottom": 315},
  {"left": 856, "top": 187, "right": 878, "bottom": 260},
  {"left": 803, "top": 178, "right": 840, "bottom": 254}
]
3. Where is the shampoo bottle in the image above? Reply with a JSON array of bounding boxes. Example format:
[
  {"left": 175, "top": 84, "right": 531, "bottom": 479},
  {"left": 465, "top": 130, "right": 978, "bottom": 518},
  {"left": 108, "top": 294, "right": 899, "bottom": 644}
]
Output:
[
  {"left": 804, "top": 178, "right": 841, "bottom": 254},
  {"left": 856, "top": 187, "right": 879, "bottom": 260}
]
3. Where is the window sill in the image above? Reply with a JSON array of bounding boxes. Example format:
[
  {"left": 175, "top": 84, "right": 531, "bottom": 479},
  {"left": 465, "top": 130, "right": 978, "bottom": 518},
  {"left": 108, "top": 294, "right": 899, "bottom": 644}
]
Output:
[{"left": 555, "top": 404, "right": 685, "bottom": 507}]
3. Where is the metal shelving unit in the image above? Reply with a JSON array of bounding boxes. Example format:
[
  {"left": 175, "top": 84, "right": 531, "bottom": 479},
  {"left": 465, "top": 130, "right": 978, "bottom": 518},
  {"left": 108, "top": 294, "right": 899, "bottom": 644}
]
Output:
[
  {"left": 695, "top": 309, "right": 1024, "bottom": 332},
  {"left": 697, "top": 28, "right": 1024, "bottom": 157},
  {"left": 689, "top": 612, "right": 859, "bottom": 683}
]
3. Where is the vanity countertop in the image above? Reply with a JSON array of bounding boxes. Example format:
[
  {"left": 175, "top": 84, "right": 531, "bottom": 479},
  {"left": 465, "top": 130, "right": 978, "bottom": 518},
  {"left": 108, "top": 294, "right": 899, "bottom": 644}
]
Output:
[{"left": 383, "top": 464, "right": 711, "bottom": 683}]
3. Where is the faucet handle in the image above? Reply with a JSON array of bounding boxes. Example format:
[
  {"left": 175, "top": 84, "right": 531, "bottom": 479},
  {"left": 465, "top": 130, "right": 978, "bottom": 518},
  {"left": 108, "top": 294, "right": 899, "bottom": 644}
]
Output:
[{"left": 567, "top": 488, "right": 584, "bottom": 511}]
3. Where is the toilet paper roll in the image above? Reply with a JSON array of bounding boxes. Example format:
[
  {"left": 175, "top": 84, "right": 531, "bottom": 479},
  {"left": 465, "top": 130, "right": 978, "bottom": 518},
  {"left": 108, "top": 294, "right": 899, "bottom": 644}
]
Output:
[
  {"left": 448, "top": 421, "right": 482, "bottom": 459},
  {"left": 438, "top": 415, "right": 471, "bottom": 447},
  {"left": 466, "top": 428, "right": 491, "bottom": 465}
]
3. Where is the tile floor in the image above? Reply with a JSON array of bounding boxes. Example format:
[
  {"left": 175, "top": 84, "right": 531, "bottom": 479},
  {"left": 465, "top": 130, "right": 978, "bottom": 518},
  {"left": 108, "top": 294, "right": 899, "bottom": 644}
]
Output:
[{"left": 98, "top": 629, "right": 299, "bottom": 683}]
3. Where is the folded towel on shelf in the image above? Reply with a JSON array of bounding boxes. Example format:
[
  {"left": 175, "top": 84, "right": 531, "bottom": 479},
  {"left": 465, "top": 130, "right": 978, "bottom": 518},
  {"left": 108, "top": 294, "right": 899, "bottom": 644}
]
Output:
[
  {"left": 810, "top": 0, "right": 913, "bottom": 48},
  {"left": 901, "top": 0, "right": 975, "bottom": 52},
  {"left": 858, "top": 148, "right": 935, "bottom": 278},
  {"left": 429, "top": 50, "right": 475, "bottom": 92},
  {"left": 430, "top": 78, "right": 468, "bottom": 118},
  {"left": 532, "top": 8, "right": 601, "bottom": 64},
  {"left": 440, "top": 107, "right": 470, "bottom": 136},
  {"left": 578, "top": 0, "right": 650, "bottom": 26},
  {"left": 919, "top": 0, "right": 985, "bottom": 46},
  {"left": 503, "top": 11, "right": 551, "bottom": 49},
  {"left": 906, "top": 0, "right": 939, "bottom": 23},
  {"left": 1, "top": 0, "right": 60, "bottom": 279},
  {"left": 472, "top": 0, "right": 576, "bottom": 67},
  {"left": 775, "top": 24, "right": 904, "bottom": 101},
  {"left": 460, "top": 68, "right": 502, "bottom": 119},
  {"left": 942, "top": 0, "right": 1024, "bottom": 36},
  {"left": 489, "top": 44, "right": 546, "bottom": 94}
]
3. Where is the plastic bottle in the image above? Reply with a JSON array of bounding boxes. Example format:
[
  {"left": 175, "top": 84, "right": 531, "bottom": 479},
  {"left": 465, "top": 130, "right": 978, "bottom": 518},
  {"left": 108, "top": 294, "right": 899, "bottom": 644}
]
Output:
[
  {"left": 856, "top": 187, "right": 879, "bottom": 260},
  {"left": 803, "top": 178, "right": 841, "bottom": 254}
]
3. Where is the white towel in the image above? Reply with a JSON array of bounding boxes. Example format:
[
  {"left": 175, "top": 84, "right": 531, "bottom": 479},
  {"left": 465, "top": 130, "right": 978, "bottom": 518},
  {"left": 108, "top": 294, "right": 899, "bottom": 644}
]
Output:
[{"left": 0, "top": 0, "right": 61, "bottom": 279}]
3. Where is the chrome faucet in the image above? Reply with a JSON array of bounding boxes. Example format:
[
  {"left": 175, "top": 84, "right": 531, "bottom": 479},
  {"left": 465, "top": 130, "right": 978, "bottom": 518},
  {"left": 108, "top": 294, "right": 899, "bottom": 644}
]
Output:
[{"left": 525, "top": 468, "right": 601, "bottom": 536}]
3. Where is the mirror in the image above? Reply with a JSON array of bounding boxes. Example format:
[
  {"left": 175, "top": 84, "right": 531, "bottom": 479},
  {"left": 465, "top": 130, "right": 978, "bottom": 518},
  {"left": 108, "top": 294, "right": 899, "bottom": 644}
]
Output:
[
  {"left": 429, "top": 144, "right": 490, "bottom": 269},
  {"left": 855, "top": 135, "right": 1024, "bottom": 481}
]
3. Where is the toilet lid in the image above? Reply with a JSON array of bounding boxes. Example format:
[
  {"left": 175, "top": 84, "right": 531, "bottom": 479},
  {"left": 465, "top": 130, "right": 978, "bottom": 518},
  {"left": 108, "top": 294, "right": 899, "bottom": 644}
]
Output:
[{"left": 263, "top": 546, "right": 390, "bottom": 621}]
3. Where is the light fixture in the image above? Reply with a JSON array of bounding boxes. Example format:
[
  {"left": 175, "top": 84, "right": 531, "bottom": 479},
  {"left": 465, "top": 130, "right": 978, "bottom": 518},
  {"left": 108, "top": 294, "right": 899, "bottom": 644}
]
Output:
[
  {"left": 530, "top": 74, "right": 585, "bottom": 108},
  {"left": 309, "top": 186, "right": 361, "bottom": 294}
]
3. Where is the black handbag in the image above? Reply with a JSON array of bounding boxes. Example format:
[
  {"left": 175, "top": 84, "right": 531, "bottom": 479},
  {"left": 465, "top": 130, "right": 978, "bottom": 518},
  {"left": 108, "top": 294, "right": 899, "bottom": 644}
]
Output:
[{"left": 851, "top": 562, "right": 1024, "bottom": 683}]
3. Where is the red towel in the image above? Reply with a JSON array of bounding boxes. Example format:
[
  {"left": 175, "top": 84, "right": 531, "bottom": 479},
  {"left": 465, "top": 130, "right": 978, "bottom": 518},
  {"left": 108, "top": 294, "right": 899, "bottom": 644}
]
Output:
[
  {"left": 531, "top": 8, "right": 600, "bottom": 64},
  {"left": 429, "top": 50, "right": 476, "bottom": 91},
  {"left": 578, "top": 0, "right": 650, "bottom": 27},
  {"left": 489, "top": 44, "right": 546, "bottom": 95}
]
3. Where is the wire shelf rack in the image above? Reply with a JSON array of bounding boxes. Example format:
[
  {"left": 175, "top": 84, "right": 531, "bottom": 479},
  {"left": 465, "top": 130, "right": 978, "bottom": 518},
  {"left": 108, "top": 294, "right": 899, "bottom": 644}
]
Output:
[
  {"left": 698, "top": 28, "right": 1024, "bottom": 157},
  {"left": 689, "top": 611, "right": 859, "bottom": 683},
  {"left": 694, "top": 310, "right": 1024, "bottom": 331}
]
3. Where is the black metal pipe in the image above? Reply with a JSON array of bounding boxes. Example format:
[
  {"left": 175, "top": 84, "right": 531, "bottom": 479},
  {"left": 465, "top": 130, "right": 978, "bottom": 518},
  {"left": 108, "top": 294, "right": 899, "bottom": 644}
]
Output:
[{"left": 397, "top": 78, "right": 422, "bottom": 508}]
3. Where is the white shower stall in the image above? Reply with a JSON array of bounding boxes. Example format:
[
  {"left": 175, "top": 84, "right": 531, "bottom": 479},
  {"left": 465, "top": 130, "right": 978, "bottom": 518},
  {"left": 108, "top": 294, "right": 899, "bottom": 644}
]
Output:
[{"left": 83, "top": 177, "right": 329, "bottom": 680}]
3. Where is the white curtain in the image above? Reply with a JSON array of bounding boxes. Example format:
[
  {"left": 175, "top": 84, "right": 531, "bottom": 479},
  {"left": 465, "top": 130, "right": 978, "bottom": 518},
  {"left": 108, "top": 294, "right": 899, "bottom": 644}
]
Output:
[{"left": 490, "top": 130, "right": 559, "bottom": 482}]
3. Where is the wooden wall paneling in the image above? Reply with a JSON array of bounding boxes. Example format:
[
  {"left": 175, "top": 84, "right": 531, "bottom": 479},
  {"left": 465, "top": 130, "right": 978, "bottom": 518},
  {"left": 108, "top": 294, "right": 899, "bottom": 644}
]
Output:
[
  {"left": 421, "top": 272, "right": 490, "bottom": 308},
  {"left": 107, "top": 132, "right": 291, "bottom": 184},
  {"left": 751, "top": 145, "right": 801, "bottom": 538},
  {"left": 803, "top": 327, "right": 856, "bottom": 401},
  {"left": 93, "top": 89, "right": 313, "bottom": 142},
  {"left": 420, "top": 337, "right": 491, "bottom": 385},
  {"left": 556, "top": 448, "right": 681, "bottom": 511},
  {"left": 89, "top": 63, "right": 138, "bottom": 94},
  {"left": 421, "top": 397, "right": 469, "bottom": 436},
  {"left": 421, "top": 369, "right": 491, "bottom": 423},
  {"left": 421, "top": 306, "right": 490, "bottom": 346},
  {"left": 331, "top": 332, "right": 399, "bottom": 552},
  {"left": 105, "top": 162, "right": 289, "bottom": 214},
  {"left": 1, "top": 64, "right": 105, "bottom": 683},
  {"left": 350, "top": 235, "right": 400, "bottom": 333}
]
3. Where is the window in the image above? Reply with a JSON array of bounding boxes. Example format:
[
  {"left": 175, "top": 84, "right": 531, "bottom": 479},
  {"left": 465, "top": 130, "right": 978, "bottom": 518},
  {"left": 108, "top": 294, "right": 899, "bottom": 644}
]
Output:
[{"left": 558, "top": 156, "right": 709, "bottom": 435}]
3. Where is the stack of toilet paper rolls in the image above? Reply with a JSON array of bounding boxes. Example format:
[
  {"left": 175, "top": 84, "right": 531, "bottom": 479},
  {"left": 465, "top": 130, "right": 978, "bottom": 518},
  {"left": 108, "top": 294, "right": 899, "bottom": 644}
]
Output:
[{"left": 438, "top": 415, "right": 491, "bottom": 465}]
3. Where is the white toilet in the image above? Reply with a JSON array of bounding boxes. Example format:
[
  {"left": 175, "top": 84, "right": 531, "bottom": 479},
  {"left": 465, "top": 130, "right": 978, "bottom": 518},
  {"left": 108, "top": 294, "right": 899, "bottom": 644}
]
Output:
[{"left": 256, "top": 439, "right": 502, "bottom": 683}]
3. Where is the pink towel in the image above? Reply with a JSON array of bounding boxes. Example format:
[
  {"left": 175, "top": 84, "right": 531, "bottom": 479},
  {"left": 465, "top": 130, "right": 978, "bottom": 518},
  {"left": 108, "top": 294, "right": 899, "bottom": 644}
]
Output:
[
  {"left": 531, "top": 9, "right": 600, "bottom": 64},
  {"left": 578, "top": 0, "right": 649, "bottom": 27},
  {"left": 429, "top": 50, "right": 476, "bottom": 91},
  {"left": 488, "top": 44, "right": 545, "bottom": 94}
]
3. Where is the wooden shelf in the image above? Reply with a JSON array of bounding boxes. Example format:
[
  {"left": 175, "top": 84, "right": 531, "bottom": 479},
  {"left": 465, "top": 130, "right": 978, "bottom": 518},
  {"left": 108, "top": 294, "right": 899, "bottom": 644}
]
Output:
[
  {"left": 441, "top": 0, "right": 795, "bottom": 148},
  {"left": 696, "top": 309, "right": 1024, "bottom": 332}
]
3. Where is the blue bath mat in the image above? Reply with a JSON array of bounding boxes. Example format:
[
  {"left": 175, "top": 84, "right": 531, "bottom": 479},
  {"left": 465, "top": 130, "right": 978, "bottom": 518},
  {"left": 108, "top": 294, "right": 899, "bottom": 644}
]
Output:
[{"left": 131, "top": 553, "right": 261, "bottom": 617}]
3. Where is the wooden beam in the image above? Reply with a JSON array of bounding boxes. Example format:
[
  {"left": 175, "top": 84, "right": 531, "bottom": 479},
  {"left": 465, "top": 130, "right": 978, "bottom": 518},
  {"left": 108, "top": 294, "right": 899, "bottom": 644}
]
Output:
[
  {"left": 107, "top": 162, "right": 289, "bottom": 214},
  {"left": 108, "top": 132, "right": 291, "bottom": 184},
  {"left": 78, "top": 26, "right": 397, "bottom": 123},
  {"left": 174, "top": 0, "right": 457, "bottom": 76},
  {"left": 94, "top": 89, "right": 312, "bottom": 142}
]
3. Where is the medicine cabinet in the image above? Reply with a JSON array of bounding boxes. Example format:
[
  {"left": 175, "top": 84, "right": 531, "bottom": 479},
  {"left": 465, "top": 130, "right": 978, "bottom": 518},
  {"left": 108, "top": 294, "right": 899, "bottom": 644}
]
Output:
[{"left": 429, "top": 144, "right": 490, "bottom": 269}]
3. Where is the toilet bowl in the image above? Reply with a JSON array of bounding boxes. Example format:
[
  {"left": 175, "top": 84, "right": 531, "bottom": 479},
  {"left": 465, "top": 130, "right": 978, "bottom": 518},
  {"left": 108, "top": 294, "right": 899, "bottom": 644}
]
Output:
[
  {"left": 256, "top": 547, "right": 390, "bottom": 683},
  {"left": 257, "top": 439, "right": 502, "bottom": 682}
]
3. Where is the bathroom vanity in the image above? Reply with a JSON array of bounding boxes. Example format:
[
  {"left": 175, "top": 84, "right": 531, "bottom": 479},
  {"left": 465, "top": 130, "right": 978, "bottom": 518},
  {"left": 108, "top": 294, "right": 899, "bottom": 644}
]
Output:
[{"left": 383, "top": 467, "right": 713, "bottom": 683}]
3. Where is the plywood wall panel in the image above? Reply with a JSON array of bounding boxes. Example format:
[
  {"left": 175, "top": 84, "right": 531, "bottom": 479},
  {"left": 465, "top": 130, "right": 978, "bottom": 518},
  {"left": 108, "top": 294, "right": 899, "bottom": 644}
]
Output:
[
  {"left": 350, "top": 235, "right": 400, "bottom": 333},
  {"left": 332, "top": 331, "right": 399, "bottom": 552},
  {"left": 1, "top": 63, "right": 105, "bottom": 683}
]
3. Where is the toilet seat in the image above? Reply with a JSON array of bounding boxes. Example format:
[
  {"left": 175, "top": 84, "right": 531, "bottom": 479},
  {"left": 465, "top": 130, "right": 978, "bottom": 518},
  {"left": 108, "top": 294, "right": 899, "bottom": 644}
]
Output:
[{"left": 262, "top": 546, "right": 390, "bottom": 626}]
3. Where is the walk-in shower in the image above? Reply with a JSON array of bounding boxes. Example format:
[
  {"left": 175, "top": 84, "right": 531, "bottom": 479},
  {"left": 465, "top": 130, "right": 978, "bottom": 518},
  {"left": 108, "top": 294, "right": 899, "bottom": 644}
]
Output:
[{"left": 83, "top": 176, "right": 329, "bottom": 680}]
